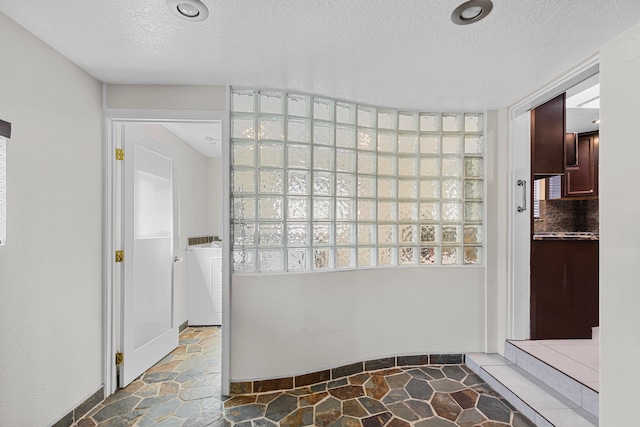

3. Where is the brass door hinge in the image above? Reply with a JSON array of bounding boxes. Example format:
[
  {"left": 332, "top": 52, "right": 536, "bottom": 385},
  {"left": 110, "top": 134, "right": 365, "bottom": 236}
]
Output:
[
  {"left": 115, "top": 352, "right": 124, "bottom": 365},
  {"left": 115, "top": 148, "right": 124, "bottom": 161},
  {"left": 115, "top": 250, "right": 124, "bottom": 263}
]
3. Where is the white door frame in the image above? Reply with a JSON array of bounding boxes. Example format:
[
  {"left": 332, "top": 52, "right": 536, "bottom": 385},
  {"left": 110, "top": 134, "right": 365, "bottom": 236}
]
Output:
[
  {"left": 506, "top": 55, "right": 600, "bottom": 340},
  {"left": 102, "top": 107, "right": 231, "bottom": 397}
]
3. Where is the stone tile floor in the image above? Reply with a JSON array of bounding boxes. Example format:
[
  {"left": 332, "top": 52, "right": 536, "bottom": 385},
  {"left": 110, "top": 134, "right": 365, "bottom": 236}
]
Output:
[{"left": 75, "top": 327, "right": 535, "bottom": 426}]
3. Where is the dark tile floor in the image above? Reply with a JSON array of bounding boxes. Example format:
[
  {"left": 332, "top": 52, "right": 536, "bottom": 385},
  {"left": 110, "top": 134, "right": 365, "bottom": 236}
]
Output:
[{"left": 75, "top": 327, "right": 535, "bottom": 427}]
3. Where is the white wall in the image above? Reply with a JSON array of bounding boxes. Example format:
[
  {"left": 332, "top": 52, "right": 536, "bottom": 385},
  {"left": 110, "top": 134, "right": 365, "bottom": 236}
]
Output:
[
  {"left": 599, "top": 22, "right": 640, "bottom": 426},
  {"left": 207, "top": 157, "right": 222, "bottom": 239},
  {"left": 0, "top": 11, "right": 103, "bottom": 426},
  {"left": 106, "top": 85, "right": 226, "bottom": 111}
]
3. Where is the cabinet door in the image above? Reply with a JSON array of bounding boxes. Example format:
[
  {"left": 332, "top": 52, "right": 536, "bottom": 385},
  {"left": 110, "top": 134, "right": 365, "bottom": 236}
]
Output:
[
  {"left": 532, "top": 93, "right": 566, "bottom": 175},
  {"left": 564, "top": 133, "right": 598, "bottom": 197}
]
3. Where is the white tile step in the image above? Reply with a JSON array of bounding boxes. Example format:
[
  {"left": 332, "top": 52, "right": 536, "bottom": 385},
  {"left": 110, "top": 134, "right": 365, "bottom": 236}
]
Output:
[{"left": 466, "top": 353, "right": 598, "bottom": 427}]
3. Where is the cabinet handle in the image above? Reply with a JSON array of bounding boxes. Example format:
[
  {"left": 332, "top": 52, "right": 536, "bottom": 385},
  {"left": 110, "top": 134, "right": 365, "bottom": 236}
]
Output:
[{"left": 517, "top": 179, "right": 527, "bottom": 212}]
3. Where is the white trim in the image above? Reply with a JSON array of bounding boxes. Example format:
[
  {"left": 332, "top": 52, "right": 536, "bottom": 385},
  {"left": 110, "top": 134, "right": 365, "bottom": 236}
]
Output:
[{"left": 221, "top": 87, "right": 231, "bottom": 395}]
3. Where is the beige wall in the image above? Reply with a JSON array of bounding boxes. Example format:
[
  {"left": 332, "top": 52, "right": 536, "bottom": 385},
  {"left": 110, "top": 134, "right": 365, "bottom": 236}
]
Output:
[
  {"left": 105, "top": 85, "right": 226, "bottom": 111},
  {"left": 0, "top": 11, "right": 103, "bottom": 426}
]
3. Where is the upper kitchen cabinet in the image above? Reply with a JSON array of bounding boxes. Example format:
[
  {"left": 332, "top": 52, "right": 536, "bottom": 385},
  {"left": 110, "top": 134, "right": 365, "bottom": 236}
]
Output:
[
  {"left": 531, "top": 93, "right": 566, "bottom": 176},
  {"left": 564, "top": 131, "right": 599, "bottom": 197}
]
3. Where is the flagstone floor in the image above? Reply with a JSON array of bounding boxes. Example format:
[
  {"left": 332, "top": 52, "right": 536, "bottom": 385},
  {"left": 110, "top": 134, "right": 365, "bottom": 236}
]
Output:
[{"left": 75, "top": 327, "right": 535, "bottom": 427}]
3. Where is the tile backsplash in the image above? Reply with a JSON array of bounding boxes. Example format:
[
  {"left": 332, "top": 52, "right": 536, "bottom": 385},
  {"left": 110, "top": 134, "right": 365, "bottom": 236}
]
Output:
[
  {"left": 534, "top": 199, "right": 599, "bottom": 234},
  {"left": 188, "top": 235, "right": 220, "bottom": 245}
]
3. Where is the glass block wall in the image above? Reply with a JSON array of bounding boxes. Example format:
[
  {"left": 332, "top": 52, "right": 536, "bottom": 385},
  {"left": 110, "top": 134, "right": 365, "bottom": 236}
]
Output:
[{"left": 230, "top": 89, "right": 484, "bottom": 273}]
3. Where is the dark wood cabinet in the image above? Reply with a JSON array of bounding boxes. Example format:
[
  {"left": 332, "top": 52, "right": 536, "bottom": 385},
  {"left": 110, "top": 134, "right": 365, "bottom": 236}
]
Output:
[
  {"left": 563, "top": 132, "right": 598, "bottom": 197},
  {"left": 532, "top": 93, "right": 566, "bottom": 176}
]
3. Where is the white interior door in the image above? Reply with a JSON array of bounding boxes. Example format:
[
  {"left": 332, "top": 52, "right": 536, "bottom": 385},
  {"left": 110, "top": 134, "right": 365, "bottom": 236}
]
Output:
[{"left": 120, "top": 125, "right": 179, "bottom": 387}]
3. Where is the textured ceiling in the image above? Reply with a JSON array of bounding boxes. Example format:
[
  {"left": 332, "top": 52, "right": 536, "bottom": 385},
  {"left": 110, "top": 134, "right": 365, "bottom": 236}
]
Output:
[{"left": 1, "top": 0, "right": 640, "bottom": 111}]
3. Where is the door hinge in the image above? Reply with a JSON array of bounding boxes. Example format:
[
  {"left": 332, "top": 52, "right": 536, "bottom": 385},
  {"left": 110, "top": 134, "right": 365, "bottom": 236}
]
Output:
[
  {"left": 115, "top": 148, "right": 124, "bottom": 161},
  {"left": 115, "top": 352, "right": 124, "bottom": 365},
  {"left": 115, "top": 250, "right": 124, "bottom": 263}
]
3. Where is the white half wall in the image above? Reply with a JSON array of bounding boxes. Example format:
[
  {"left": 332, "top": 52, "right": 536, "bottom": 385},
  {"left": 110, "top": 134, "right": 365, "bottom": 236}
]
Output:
[
  {"left": 0, "top": 11, "right": 103, "bottom": 426},
  {"left": 599, "top": 22, "right": 640, "bottom": 426},
  {"left": 230, "top": 267, "right": 485, "bottom": 381}
]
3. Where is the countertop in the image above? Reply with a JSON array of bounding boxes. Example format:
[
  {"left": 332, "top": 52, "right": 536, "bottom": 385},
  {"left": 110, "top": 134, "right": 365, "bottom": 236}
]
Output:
[{"left": 533, "top": 232, "right": 599, "bottom": 241}]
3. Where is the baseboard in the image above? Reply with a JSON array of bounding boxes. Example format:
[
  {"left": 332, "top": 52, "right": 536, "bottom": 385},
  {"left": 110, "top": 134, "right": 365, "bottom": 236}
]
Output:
[
  {"left": 51, "top": 386, "right": 104, "bottom": 427},
  {"left": 179, "top": 320, "right": 189, "bottom": 332}
]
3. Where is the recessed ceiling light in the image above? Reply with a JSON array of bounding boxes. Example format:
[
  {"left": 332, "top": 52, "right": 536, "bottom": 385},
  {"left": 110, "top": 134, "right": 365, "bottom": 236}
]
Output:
[
  {"left": 451, "top": 0, "right": 493, "bottom": 25},
  {"left": 167, "top": 0, "right": 209, "bottom": 21}
]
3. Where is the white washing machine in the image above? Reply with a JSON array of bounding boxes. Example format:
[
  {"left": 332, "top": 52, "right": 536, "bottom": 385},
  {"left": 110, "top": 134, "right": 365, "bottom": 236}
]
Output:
[{"left": 186, "top": 243, "right": 222, "bottom": 325}]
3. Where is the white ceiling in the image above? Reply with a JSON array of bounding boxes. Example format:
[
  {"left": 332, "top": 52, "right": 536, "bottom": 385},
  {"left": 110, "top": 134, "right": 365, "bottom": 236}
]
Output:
[
  {"left": 1, "top": 1, "right": 639, "bottom": 113},
  {"left": 163, "top": 121, "right": 222, "bottom": 157}
]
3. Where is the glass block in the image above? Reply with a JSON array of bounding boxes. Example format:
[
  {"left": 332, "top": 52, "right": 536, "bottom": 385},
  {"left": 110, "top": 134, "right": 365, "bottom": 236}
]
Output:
[
  {"left": 378, "top": 224, "right": 396, "bottom": 244},
  {"left": 313, "top": 172, "right": 333, "bottom": 196},
  {"left": 464, "top": 225, "right": 483, "bottom": 244},
  {"left": 398, "top": 112, "right": 418, "bottom": 131},
  {"left": 441, "top": 247, "right": 460, "bottom": 265},
  {"left": 420, "top": 135, "right": 439, "bottom": 154},
  {"left": 259, "top": 169, "right": 283, "bottom": 194},
  {"left": 336, "top": 223, "right": 355, "bottom": 245},
  {"left": 259, "top": 143, "right": 284, "bottom": 168},
  {"left": 336, "top": 102, "right": 356, "bottom": 124},
  {"left": 465, "top": 136, "right": 483, "bottom": 154},
  {"left": 313, "top": 197, "right": 333, "bottom": 220},
  {"left": 357, "top": 224, "right": 376, "bottom": 244},
  {"left": 357, "top": 175, "right": 376, "bottom": 198},
  {"left": 313, "top": 222, "right": 332, "bottom": 245},
  {"left": 336, "top": 198, "right": 355, "bottom": 221},
  {"left": 442, "top": 225, "right": 461, "bottom": 243},
  {"left": 287, "top": 223, "right": 309, "bottom": 246},
  {"left": 420, "top": 179, "right": 440, "bottom": 199},
  {"left": 232, "top": 169, "right": 255, "bottom": 194},
  {"left": 398, "top": 202, "right": 418, "bottom": 221},
  {"left": 287, "top": 197, "right": 309, "bottom": 220},
  {"left": 420, "top": 113, "right": 439, "bottom": 132},
  {"left": 313, "top": 121, "right": 335, "bottom": 146},
  {"left": 442, "top": 114, "right": 461, "bottom": 132},
  {"left": 258, "top": 196, "right": 282, "bottom": 220},
  {"left": 357, "top": 247, "right": 375, "bottom": 267},
  {"left": 465, "top": 179, "right": 483, "bottom": 199},
  {"left": 233, "top": 197, "right": 255, "bottom": 220},
  {"left": 442, "top": 136, "right": 461, "bottom": 154},
  {"left": 336, "top": 150, "right": 356, "bottom": 173},
  {"left": 259, "top": 223, "right": 283, "bottom": 246},
  {"left": 399, "top": 247, "right": 416, "bottom": 265},
  {"left": 442, "top": 157, "right": 462, "bottom": 177},
  {"left": 377, "top": 131, "right": 397, "bottom": 153},
  {"left": 287, "top": 144, "right": 311, "bottom": 169},
  {"left": 259, "top": 92, "right": 283, "bottom": 114},
  {"left": 233, "top": 222, "right": 255, "bottom": 246},
  {"left": 336, "top": 173, "right": 356, "bottom": 197},
  {"left": 465, "top": 201, "right": 483, "bottom": 222},
  {"left": 377, "top": 177, "right": 397, "bottom": 199},
  {"left": 287, "top": 170, "right": 310, "bottom": 195},
  {"left": 232, "top": 116, "right": 255, "bottom": 139},
  {"left": 287, "top": 94, "right": 310, "bottom": 117},
  {"left": 420, "top": 247, "right": 437, "bottom": 265},
  {"left": 399, "top": 179, "right": 418, "bottom": 199},
  {"left": 336, "top": 125, "right": 356, "bottom": 148},
  {"left": 233, "top": 249, "right": 255, "bottom": 272},
  {"left": 419, "top": 202, "right": 440, "bottom": 221},
  {"left": 313, "top": 248, "right": 333, "bottom": 270},
  {"left": 288, "top": 249, "right": 308, "bottom": 271},
  {"left": 377, "top": 111, "right": 396, "bottom": 130},
  {"left": 465, "top": 114, "right": 483, "bottom": 132},
  {"left": 378, "top": 201, "right": 397, "bottom": 221},
  {"left": 336, "top": 248, "right": 355, "bottom": 268},
  {"left": 233, "top": 142, "right": 255, "bottom": 167},
  {"left": 357, "top": 128, "right": 376, "bottom": 151},
  {"left": 357, "top": 200, "right": 376, "bottom": 221},
  {"left": 420, "top": 224, "right": 439, "bottom": 243},
  {"left": 398, "top": 157, "right": 418, "bottom": 177},
  {"left": 357, "top": 152, "right": 376, "bottom": 174},
  {"left": 313, "top": 146, "right": 334, "bottom": 171},
  {"left": 314, "top": 98, "right": 334, "bottom": 121},
  {"left": 441, "top": 202, "right": 462, "bottom": 221},
  {"left": 465, "top": 158, "right": 483, "bottom": 177},
  {"left": 442, "top": 179, "right": 462, "bottom": 199},
  {"left": 259, "top": 116, "right": 284, "bottom": 140},
  {"left": 398, "top": 134, "right": 418, "bottom": 154},
  {"left": 357, "top": 106, "right": 376, "bottom": 127},
  {"left": 287, "top": 118, "right": 310, "bottom": 143},
  {"left": 378, "top": 247, "right": 396, "bottom": 266},
  {"left": 259, "top": 249, "right": 283, "bottom": 272},
  {"left": 378, "top": 155, "right": 396, "bottom": 176},
  {"left": 232, "top": 90, "right": 255, "bottom": 113},
  {"left": 420, "top": 158, "right": 440, "bottom": 177},
  {"left": 399, "top": 224, "right": 417, "bottom": 244},
  {"left": 464, "top": 247, "right": 483, "bottom": 265}
]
